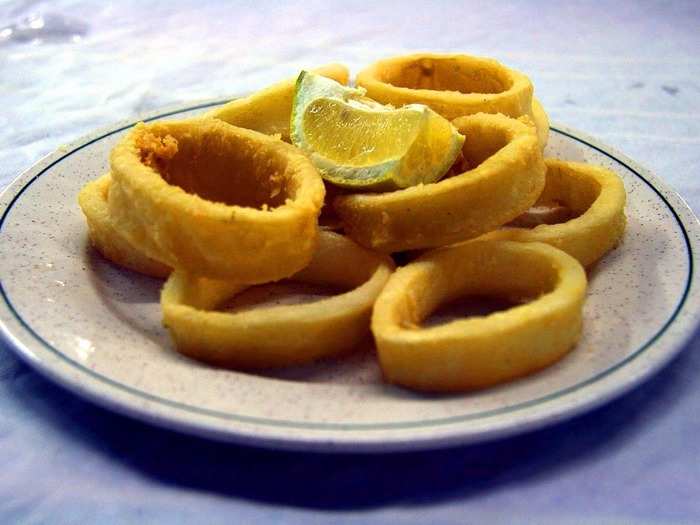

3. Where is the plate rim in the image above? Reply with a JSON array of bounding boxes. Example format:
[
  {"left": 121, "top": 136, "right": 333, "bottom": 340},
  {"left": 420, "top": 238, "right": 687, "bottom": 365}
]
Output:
[{"left": 1, "top": 100, "right": 698, "bottom": 452}]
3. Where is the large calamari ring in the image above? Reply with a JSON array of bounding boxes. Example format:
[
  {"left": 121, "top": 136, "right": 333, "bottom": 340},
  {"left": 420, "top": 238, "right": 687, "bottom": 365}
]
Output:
[
  {"left": 109, "top": 118, "right": 325, "bottom": 282},
  {"left": 205, "top": 63, "right": 349, "bottom": 141},
  {"left": 372, "top": 240, "right": 587, "bottom": 392},
  {"left": 355, "top": 53, "right": 549, "bottom": 147},
  {"left": 481, "top": 159, "right": 627, "bottom": 266},
  {"left": 161, "top": 231, "right": 395, "bottom": 369},
  {"left": 78, "top": 174, "right": 170, "bottom": 278},
  {"left": 333, "top": 112, "right": 545, "bottom": 253}
]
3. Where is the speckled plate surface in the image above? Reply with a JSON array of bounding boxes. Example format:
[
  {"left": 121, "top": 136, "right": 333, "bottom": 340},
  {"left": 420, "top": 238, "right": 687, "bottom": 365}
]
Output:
[{"left": 1, "top": 100, "right": 699, "bottom": 453}]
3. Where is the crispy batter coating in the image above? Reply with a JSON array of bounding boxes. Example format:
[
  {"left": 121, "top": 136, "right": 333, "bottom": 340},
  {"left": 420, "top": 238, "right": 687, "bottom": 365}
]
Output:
[
  {"left": 206, "top": 63, "right": 349, "bottom": 141},
  {"left": 333, "top": 113, "right": 545, "bottom": 252},
  {"left": 480, "top": 159, "right": 627, "bottom": 266},
  {"left": 109, "top": 119, "right": 325, "bottom": 282},
  {"left": 78, "top": 174, "right": 170, "bottom": 278},
  {"left": 372, "top": 240, "right": 587, "bottom": 391},
  {"left": 161, "top": 232, "right": 394, "bottom": 368},
  {"left": 356, "top": 53, "right": 548, "bottom": 148}
]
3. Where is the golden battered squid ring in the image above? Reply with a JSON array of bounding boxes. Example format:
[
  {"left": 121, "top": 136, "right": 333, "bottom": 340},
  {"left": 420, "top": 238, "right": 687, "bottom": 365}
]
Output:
[
  {"left": 161, "top": 231, "right": 395, "bottom": 369},
  {"left": 333, "top": 112, "right": 546, "bottom": 253},
  {"left": 531, "top": 97, "right": 550, "bottom": 149},
  {"left": 355, "top": 53, "right": 549, "bottom": 148},
  {"left": 481, "top": 159, "right": 627, "bottom": 267},
  {"left": 109, "top": 119, "right": 325, "bottom": 282},
  {"left": 372, "top": 240, "right": 587, "bottom": 392},
  {"left": 205, "top": 63, "right": 349, "bottom": 141},
  {"left": 78, "top": 174, "right": 170, "bottom": 278}
]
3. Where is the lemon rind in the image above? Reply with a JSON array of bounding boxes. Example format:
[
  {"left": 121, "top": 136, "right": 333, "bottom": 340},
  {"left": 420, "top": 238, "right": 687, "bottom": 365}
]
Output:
[
  {"left": 291, "top": 72, "right": 464, "bottom": 190},
  {"left": 206, "top": 64, "right": 350, "bottom": 140}
]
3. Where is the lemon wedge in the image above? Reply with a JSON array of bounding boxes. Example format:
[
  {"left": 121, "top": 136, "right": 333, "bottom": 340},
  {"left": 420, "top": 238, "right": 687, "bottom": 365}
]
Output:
[{"left": 290, "top": 71, "right": 465, "bottom": 191}]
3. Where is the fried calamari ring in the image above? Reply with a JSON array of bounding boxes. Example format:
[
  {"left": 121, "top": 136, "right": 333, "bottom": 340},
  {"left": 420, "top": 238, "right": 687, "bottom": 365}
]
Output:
[
  {"left": 531, "top": 97, "right": 550, "bottom": 148},
  {"left": 355, "top": 53, "right": 549, "bottom": 148},
  {"left": 109, "top": 119, "right": 325, "bottom": 282},
  {"left": 205, "top": 63, "right": 349, "bottom": 140},
  {"left": 372, "top": 240, "right": 587, "bottom": 392},
  {"left": 333, "top": 112, "right": 545, "bottom": 253},
  {"left": 481, "top": 159, "right": 627, "bottom": 266},
  {"left": 161, "top": 231, "right": 394, "bottom": 369},
  {"left": 78, "top": 174, "right": 170, "bottom": 278}
]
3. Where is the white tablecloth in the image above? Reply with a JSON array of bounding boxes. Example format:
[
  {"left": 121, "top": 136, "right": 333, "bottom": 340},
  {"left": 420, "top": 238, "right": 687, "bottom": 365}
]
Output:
[{"left": 1, "top": 1, "right": 699, "bottom": 523}]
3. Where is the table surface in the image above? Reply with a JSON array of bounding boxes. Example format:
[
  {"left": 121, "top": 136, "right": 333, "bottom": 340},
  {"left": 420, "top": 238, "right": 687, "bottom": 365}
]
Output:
[{"left": 1, "top": 1, "right": 699, "bottom": 523}]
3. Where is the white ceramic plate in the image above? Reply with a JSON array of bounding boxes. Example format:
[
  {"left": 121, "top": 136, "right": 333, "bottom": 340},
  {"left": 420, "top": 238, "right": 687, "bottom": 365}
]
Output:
[{"left": 1, "top": 100, "right": 699, "bottom": 452}]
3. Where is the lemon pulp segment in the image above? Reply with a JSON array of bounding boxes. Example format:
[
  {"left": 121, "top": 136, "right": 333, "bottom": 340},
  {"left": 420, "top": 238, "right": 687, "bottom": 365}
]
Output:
[{"left": 303, "top": 98, "right": 423, "bottom": 165}]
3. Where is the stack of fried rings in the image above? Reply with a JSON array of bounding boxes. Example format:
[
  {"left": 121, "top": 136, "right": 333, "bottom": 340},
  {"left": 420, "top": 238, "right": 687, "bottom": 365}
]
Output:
[{"left": 78, "top": 53, "right": 627, "bottom": 391}]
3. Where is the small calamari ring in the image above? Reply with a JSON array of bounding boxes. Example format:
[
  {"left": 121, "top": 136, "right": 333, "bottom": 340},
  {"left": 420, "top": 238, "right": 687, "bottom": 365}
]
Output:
[
  {"left": 109, "top": 118, "right": 325, "bottom": 282},
  {"left": 161, "top": 231, "right": 395, "bottom": 369},
  {"left": 205, "top": 63, "right": 349, "bottom": 141},
  {"left": 481, "top": 159, "right": 627, "bottom": 266},
  {"left": 372, "top": 240, "right": 587, "bottom": 392},
  {"left": 78, "top": 174, "right": 170, "bottom": 278},
  {"left": 333, "top": 112, "right": 545, "bottom": 253},
  {"left": 355, "top": 53, "right": 549, "bottom": 148}
]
